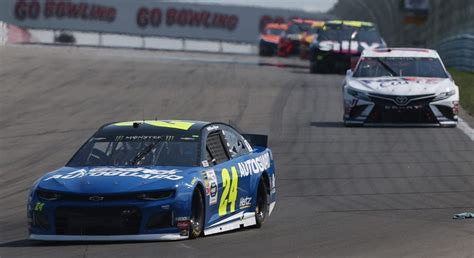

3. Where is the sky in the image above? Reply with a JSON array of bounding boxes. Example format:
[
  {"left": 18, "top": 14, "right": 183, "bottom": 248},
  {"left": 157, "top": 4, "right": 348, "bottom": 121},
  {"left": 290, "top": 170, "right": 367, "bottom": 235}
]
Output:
[{"left": 178, "top": 0, "right": 338, "bottom": 13}]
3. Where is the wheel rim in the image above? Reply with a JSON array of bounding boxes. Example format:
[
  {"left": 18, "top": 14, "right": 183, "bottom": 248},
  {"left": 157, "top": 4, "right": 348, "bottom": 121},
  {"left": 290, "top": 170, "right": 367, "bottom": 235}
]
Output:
[
  {"left": 190, "top": 191, "right": 203, "bottom": 234},
  {"left": 256, "top": 184, "right": 267, "bottom": 221}
]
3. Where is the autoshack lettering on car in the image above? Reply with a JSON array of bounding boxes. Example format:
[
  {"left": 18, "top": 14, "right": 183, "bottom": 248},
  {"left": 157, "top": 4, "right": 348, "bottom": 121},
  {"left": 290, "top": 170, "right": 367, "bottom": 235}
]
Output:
[
  {"left": 137, "top": 7, "right": 239, "bottom": 31},
  {"left": 238, "top": 153, "right": 271, "bottom": 177},
  {"left": 45, "top": 168, "right": 183, "bottom": 181}
]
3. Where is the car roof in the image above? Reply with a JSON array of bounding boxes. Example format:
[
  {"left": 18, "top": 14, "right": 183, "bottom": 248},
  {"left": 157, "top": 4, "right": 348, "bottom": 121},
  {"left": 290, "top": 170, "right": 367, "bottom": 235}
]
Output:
[
  {"left": 290, "top": 18, "right": 319, "bottom": 25},
  {"left": 96, "top": 120, "right": 211, "bottom": 137},
  {"left": 265, "top": 23, "right": 288, "bottom": 30},
  {"left": 361, "top": 48, "right": 441, "bottom": 58},
  {"left": 310, "top": 21, "right": 326, "bottom": 28},
  {"left": 326, "top": 20, "right": 374, "bottom": 28}
]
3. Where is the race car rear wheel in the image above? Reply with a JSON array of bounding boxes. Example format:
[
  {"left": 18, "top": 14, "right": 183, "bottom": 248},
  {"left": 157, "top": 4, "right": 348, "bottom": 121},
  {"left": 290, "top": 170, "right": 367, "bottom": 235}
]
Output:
[
  {"left": 255, "top": 178, "right": 269, "bottom": 228},
  {"left": 189, "top": 188, "right": 204, "bottom": 239}
]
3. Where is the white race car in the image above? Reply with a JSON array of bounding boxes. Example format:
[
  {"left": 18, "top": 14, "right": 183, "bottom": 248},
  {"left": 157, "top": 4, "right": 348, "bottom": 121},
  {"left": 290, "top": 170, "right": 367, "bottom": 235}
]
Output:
[{"left": 343, "top": 48, "right": 459, "bottom": 127}]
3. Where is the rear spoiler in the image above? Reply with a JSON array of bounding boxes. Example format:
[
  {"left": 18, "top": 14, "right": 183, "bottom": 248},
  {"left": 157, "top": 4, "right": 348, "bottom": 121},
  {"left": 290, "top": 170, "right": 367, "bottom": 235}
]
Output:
[{"left": 242, "top": 134, "right": 268, "bottom": 148}]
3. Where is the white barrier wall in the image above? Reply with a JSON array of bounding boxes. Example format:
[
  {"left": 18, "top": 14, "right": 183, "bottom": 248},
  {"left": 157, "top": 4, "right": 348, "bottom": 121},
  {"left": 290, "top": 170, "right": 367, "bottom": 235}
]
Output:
[
  {"left": 0, "top": 0, "right": 333, "bottom": 44},
  {"left": 0, "top": 22, "right": 6, "bottom": 45}
]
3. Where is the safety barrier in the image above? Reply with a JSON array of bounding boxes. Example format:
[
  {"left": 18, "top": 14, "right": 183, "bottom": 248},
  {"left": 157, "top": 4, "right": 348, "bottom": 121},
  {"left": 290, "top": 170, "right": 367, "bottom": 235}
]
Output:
[{"left": 435, "top": 34, "right": 474, "bottom": 72}]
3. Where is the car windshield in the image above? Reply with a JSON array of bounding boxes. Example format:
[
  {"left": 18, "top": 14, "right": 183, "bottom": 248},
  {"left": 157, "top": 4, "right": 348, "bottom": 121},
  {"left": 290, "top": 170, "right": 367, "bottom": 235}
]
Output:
[
  {"left": 67, "top": 136, "right": 199, "bottom": 167},
  {"left": 288, "top": 23, "right": 310, "bottom": 34},
  {"left": 353, "top": 57, "right": 449, "bottom": 78},
  {"left": 308, "top": 26, "right": 321, "bottom": 35},
  {"left": 354, "top": 29, "right": 383, "bottom": 44},
  {"left": 265, "top": 28, "right": 284, "bottom": 36},
  {"left": 319, "top": 26, "right": 382, "bottom": 44},
  {"left": 319, "top": 27, "right": 353, "bottom": 41}
]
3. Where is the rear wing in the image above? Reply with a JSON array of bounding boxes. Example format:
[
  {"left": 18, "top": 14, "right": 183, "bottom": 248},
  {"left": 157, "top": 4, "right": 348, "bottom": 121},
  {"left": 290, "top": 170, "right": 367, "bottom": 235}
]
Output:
[{"left": 242, "top": 134, "right": 268, "bottom": 148}]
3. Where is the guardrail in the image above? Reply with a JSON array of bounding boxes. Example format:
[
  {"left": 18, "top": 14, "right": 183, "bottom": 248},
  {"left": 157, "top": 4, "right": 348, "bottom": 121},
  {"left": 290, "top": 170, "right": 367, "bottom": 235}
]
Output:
[
  {"left": 435, "top": 34, "right": 474, "bottom": 72},
  {"left": 25, "top": 29, "right": 257, "bottom": 54}
]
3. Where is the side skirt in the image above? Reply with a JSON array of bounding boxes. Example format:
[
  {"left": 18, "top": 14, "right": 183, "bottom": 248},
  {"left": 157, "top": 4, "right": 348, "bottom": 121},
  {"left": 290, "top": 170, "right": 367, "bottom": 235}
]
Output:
[
  {"left": 204, "top": 211, "right": 256, "bottom": 236},
  {"left": 204, "top": 201, "right": 277, "bottom": 236}
]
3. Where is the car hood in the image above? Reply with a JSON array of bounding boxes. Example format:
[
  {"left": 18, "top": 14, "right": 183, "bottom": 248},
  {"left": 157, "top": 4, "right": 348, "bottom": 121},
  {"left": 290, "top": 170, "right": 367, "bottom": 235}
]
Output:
[
  {"left": 261, "top": 34, "right": 280, "bottom": 44},
  {"left": 36, "top": 166, "right": 198, "bottom": 194},
  {"left": 347, "top": 77, "right": 455, "bottom": 96}
]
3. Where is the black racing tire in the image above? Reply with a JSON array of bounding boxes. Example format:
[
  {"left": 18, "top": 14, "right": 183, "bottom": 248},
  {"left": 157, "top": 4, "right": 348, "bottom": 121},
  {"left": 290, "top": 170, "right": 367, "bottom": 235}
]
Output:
[
  {"left": 309, "top": 61, "right": 319, "bottom": 74},
  {"left": 189, "top": 188, "right": 204, "bottom": 239},
  {"left": 255, "top": 178, "right": 269, "bottom": 228}
]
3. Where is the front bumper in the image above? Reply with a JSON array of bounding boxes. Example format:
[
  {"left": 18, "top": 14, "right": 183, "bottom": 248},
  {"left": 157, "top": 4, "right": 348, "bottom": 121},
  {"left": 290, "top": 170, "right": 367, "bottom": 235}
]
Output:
[
  {"left": 311, "top": 50, "right": 356, "bottom": 73},
  {"left": 28, "top": 196, "right": 189, "bottom": 240},
  {"left": 30, "top": 233, "right": 186, "bottom": 241},
  {"left": 259, "top": 40, "right": 278, "bottom": 55},
  {"left": 343, "top": 92, "right": 458, "bottom": 126}
]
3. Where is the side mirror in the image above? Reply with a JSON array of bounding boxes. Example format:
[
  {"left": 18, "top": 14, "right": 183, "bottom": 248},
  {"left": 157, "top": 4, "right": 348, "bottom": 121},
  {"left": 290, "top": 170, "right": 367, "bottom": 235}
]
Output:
[{"left": 346, "top": 69, "right": 353, "bottom": 77}]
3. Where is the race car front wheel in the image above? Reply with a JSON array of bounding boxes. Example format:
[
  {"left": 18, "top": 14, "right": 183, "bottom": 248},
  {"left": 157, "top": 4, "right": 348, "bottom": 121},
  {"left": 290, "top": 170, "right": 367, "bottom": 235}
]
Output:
[
  {"left": 255, "top": 178, "right": 269, "bottom": 228},
  {"left": 189, "top": 188, "right": 204, "bottom": 239}
]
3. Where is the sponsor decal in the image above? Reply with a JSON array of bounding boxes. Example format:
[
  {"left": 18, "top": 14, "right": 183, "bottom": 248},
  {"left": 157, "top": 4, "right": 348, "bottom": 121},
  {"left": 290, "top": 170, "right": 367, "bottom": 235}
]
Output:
[
  {"left": 175, "top": 216, "right": 189, "bottom": 222},
  {"left": 202, "top": 169, "right": 218, "bottom": 205},
  {"left": 206, "top": 125, "right": 220, "bottom": 131},
  {"left": 318, "top": 40, "right": 380, "bottom": 53},
  {"left": 384, "top": 105, "right": 423, "bottom": 110},
  {"left": 238, "top": 153, "right": 271, "bottom": 177},
  {"left": 201, "top": 160, "right": 209, "bottom": 167},
  {"left": 34, "top": 202, "right": 45, "bottom": 212},
  {"left": 185, "top": 177, "right": 198, "bottom": 188},
  {"left": 88, "top": 196, "right": 104, "bottom": 201},
  {"left": 360, "top": 77, "right": 442, "bottom": 88},
  {"left": 136, "top": 7, "right": 239, "bottom": 31},
  {"left": 14, "top": 0, "right": 116, "bottom": 22},
  {"left": 45, "top": 167, "right": 183, "bottom": 181},
  {"left": 239, "top": 196, "right": 252, "bottom": 209}
]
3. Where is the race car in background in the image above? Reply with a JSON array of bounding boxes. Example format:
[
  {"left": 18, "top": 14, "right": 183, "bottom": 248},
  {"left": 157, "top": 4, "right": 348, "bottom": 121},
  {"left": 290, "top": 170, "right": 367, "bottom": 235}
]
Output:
[
  {"left": 277, "top": 18, "right": 317, "bottom": 57},
  {"left": 309, "top": 20, "right": 386, "bottom": 74},
  {"left": 343, "top": 48, "right": 459, "bottom": 127},
  {"left": 299, "top": 21, "right": 325, "bottom": 60},
  {"left": 28, "top": 120, "right": 276, "bottom": 241},
  {"left": 259, "top": 23, "right": 288, "bottom": 56}
]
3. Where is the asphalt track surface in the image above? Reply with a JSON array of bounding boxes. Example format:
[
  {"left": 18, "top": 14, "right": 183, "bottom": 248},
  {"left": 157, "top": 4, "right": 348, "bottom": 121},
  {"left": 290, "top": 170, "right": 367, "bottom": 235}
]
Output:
[{"left": 0, "top": 45, "right": 473, "bottom": 258}]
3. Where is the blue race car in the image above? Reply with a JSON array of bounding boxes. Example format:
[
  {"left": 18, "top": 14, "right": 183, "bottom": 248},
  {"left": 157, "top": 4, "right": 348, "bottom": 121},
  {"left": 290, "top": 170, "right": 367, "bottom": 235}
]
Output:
[{"left": 28, "top": 120, "right": 276, "bottom": 241}]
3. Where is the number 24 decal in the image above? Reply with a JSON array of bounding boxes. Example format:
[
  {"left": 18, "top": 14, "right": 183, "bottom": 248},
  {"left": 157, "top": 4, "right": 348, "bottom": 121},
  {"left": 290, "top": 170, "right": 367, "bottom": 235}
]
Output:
[{"left": 218, "top": 167, "right": 238, "bottom": 216}]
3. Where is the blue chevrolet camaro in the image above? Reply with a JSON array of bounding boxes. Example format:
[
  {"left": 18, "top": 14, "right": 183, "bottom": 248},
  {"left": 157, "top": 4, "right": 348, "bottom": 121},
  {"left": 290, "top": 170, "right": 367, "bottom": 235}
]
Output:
[{"left": 28, "top": 120, "right": 276, "bottom": 241}]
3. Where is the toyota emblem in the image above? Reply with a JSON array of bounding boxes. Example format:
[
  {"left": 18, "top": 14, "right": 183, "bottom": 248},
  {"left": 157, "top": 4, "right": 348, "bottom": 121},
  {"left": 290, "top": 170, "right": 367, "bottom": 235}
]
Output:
[
  {"left": 89, "top": 196, "right": 104, "bottom": 201},
  {"left": 395, "top": 96, "right": 409, "bottom": 105}
]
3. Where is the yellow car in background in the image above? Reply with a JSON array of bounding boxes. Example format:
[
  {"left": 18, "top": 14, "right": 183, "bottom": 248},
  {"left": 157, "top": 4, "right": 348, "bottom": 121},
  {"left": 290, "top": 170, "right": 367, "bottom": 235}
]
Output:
[{"left": 299, "top": 21, "right": 325, "bottom": 60}]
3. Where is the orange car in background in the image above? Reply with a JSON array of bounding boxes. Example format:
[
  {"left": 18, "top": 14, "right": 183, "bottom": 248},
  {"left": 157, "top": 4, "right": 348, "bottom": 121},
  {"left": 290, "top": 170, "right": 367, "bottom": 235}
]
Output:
[
  {"left": 259, "top": 23, "right": 288, "bottom": 56},
  {"left": 299, "top": 21, "right": 325, "bottom": 60},
  {"left": 277, "top": 18, "right": 317, "bottom": 57}
]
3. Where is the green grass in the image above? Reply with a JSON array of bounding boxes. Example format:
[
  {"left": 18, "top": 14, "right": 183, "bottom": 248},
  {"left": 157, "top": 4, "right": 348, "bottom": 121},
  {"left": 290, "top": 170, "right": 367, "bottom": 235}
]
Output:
[{"left": 448, "top": 68, "right": 474, "bottom": 116}]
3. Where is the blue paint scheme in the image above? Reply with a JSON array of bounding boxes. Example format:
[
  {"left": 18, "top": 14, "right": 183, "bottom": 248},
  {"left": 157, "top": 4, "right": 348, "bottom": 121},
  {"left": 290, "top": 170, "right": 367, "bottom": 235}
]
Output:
[{"left": 27, "top": 121, "right": 276, "bottom": 238}]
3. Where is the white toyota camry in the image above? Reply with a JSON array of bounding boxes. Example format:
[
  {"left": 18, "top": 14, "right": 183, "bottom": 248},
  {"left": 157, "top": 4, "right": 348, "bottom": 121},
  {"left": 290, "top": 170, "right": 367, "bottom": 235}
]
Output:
[{"left": 343, "top": 48, "right": 459, "bottom": 127}]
